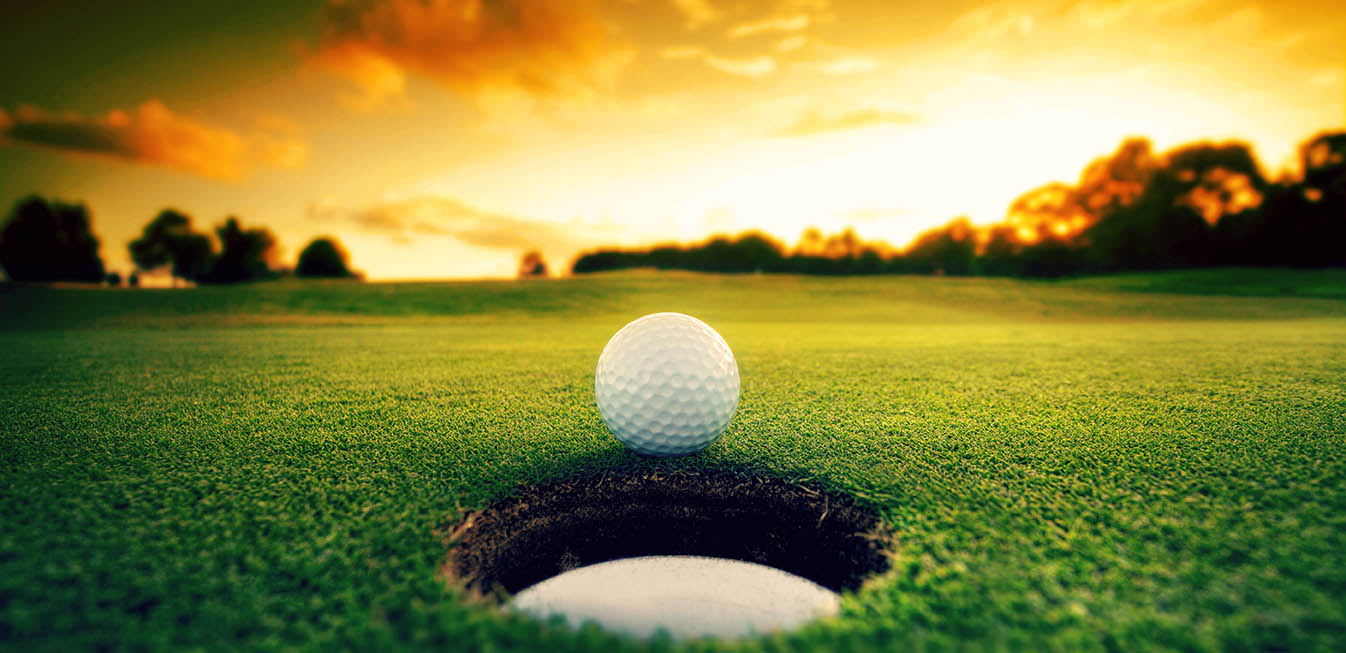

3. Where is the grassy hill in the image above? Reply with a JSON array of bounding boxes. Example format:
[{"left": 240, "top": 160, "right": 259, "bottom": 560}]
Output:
[
  {"left": 2, "top": 269, "right": 1344, "bottom": 650},
  {"left": 3, "top": 267, "right": 1344, "bottom": 330}
]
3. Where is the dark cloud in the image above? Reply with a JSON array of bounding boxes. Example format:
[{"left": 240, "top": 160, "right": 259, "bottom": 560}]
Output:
[
  {"left": 311, "top": 0, "right": 627, "bottom": 108},
  {"left": 0, "top": 101, "right": 305, "bottom": 180}
]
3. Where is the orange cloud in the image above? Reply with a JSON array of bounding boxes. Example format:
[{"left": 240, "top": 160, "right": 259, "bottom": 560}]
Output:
[
  {"left": 0, "top": 101, "right": 305, "bottom": 180},
  {"left": 311, "top": 0, "right": 624, "bottom": 108},
  {"left": 778, "top": 106, "right": 919, "bottom": 136},
  {"left": 705, "top": 55, "right": 777, "bottom": 78},
  {"left": 662, "top": 46, "right": 778, "bottom": 78},
  {"left": 671, "top": 0, "right": 719, "bottom": 29},
  {"left": 728, "top": 14, "right": 810, "bottom": 38},
  {"left": 313, "top": 195, "right": 598, "bottom": 254},
  {"left": 816, "top": 56, "right": 878, "bottom": 76}
]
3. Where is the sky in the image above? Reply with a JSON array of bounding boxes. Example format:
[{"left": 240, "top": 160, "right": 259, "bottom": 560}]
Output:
[{"left": 0, "top": 0, "right": 1342, "bottom": 280}]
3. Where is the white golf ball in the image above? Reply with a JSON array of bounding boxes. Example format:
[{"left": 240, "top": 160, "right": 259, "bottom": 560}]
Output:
[{"left": 595, "top": 312, "right": 740, "bottom": 456}]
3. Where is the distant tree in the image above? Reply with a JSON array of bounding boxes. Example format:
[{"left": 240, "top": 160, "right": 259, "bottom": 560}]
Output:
[
  {"left": 795, "top": 228, "right": 825, "bottom": 257},
  {"left": 571, "top": 250, "right": 622, "bottom": 274},
  {"left": 518, "top": 250, "right": 549, "bottom": 278},
  {"left": 1220, "top": 131, "right": 1346, "bottom": 267},
  {"left": 296, "top": 237, "right": 357, "bottom": 278},
  {"left": 854, "top": 248, "right": 883, "bottom": 274},
  {"left": 105, "top": 271, "right": 122, "bottom": 286},
  {"left": 694, "top": 233, "right": 786, "bottom": 272},
  {"left": 904, "top": 218, "right": 976, "bottom": 275},
  {"left": 1301, "top": 131, "right": 1346, "bottom": 195},
  {"left": 1018, "top": 237, "right": 1085, "bottom": 278},
  {"left": 201, "top": 217, "right": 278, "bottom": 284},
  {"left": 567, "top": 132, "right": 1343, "bottom": 278},
  {"left": 1081, "top": 142, "right": 1266, "bottom": 271},
  {"left": 1005, "top": 182, "right": 1091, "bottom": 246},
  {"left": 978, "top": 225, "right": 1023, "bottom": 276},
  {"left": 0, "top": 196, "right": 105, "bottom": 282},
  {"left": 129, "top": 209, "right": 215, "bottom": 284},
  {"left": 1165, "top": 142, "right": 1266, "bottom": 226},
  {"left": 823, "top": 229, "right": 862, "bottom": 259},
  {"left": 1275, "top": 130, "right": 1346, "bottom": 266},
  {"left": 128, "top": 271, "right": 141, "bottom": 287},
  {"left": 1073, "top": 138, "right": 1158, "bottom": 218}
]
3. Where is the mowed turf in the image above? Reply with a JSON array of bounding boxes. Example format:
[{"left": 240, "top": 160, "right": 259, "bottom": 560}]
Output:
[{"left": 2, "top": 269, "right": 1344, "bottom": 651}]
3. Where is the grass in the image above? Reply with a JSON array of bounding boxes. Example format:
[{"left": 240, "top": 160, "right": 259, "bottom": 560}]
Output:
[{"left": 1, "top": 268, "right": 1344, "bottom": 651}]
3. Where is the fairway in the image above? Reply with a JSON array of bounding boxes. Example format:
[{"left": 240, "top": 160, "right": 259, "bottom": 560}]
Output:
[{"left": 2, "top": 270, "right": 1345, "bottom": 650}]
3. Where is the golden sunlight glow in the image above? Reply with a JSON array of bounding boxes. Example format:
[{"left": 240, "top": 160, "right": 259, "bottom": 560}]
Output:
[{"left": 0, "top": 0, "right": 1341, "bottom": 279}]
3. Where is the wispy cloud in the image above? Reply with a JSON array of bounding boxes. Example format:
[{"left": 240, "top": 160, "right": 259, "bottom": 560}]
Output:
[
  {"left": 728, "top": 14, "right": 810, "bottom": 39},
  {"left": 662, "top": 46, "right": 778, "bottom": 78},
  {"left": 1208, "top": 6, "right": 1262, "bottom": 37},
  {"left": 661, "top": 46, "right": 703, "bottom": 60},
  {"left": 310, "top": 0, "right": 628, "bottom": 109},
  {"left": 953, "top": 0, "right": 1216, "bottom": 46},
  {"left": 0, "top": 101, "right": 305, "bottom": 180},
  {"left": 778, "top": 35, "right": 809, "bottom": 52},
  {"left": 670, "top": 0, "right": 719, "bottom": 29},
  {"left": 1309, "top": 67, "right": 1344, "bottom": 88},
  {"left": 816, "top": 56, "right": 878, "bottom": 76},
  {"left": 778, "top": 106, "right": 920, "bottom": 136},
  {"left": 251, "top": 114, "right": 309, "bottom": 169},
  {"left": 313, "top": 195, "right": 597, "bottom": 253},
  {"left": 705, "top": 55, "right": 778, "bottom": 78},
  {"left": 949, "top": 4, "right": 1037, "bottom": 44}
]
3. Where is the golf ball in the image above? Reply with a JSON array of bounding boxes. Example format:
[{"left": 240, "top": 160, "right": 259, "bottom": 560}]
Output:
[{"left": 595, "top": 312, "right": 740, "bottom": 456}]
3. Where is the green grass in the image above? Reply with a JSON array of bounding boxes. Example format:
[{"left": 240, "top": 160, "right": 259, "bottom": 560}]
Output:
[
  {"left": 2, "top": 269, "right": 1345, "bottom": 651},
  {"left": 1066, "top": 267, "right": 1346, "bottom": 299}
]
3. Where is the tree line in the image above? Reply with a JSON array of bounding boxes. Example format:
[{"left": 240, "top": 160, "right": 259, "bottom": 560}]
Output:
[
  {"left": 4, "top": 129, "right": 1342, "bottom": 283},
  {"left": 0, "top": 199, "right": 359, "bottom": 284},
  {"left": 572, "top": 129, "right": 1346, "bottom": 277}
]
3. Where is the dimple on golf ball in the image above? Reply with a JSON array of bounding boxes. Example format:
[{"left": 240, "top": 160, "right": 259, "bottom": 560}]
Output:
[{"left": 595, "top": 312, "right": 740, "bottom": 456}]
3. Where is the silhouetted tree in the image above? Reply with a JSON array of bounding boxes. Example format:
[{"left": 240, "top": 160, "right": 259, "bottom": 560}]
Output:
[
  {"left": 696, "top": 233, "right": 785, "bottom": 272},
  {"left": 0, "top": 196, "right": 105, "bottom": 282},
  {"left": 1074, "top": 138, "right": 1157, "bottom": 218},
  {"left": 1301, "top": 131, "right": 1346, "bottom": 190},
  {"left": 296, "top": 237, "right": 356, "bottom": 278},
  {"left": 105, "top": 271, "right": 122, "bottom": 286},
  {"left": 1018, "top": 237, "right": 1085, "bottom": 278},
  {"left": 1005, "top": 183, "right": 1090, "bottom": 247},
  {"left": 572, "top": 232, "right": 789, "bottom": 275},
  {"left": 129, "top": 209, "right": 215, "bottom": 284},
  {"left": 1166, "top": 142, "right": 1266, "bottom": 226},
  {"left": 518, "top": 250, "right": 549, "bottom": 278},
  {"left": 128, "top": 271, "right": 141, "bottom": 287},
  {"left": 1263, "top": 130, "right": 1346, "bottom": 266},
  {"left": 1082, "top": 142, "right": 1266, "bottom": 271},
  {"left": 795, "top": 228, "right": 825, "bottom": 257},
  {"left": 1207, "top": 132, "right": 1345, "bottom": 266},
  {"left": 571, "top": 131, "right": 1343, "bottom": 278},
  {"left": 201, "top": 217, "right": 278, "bottom": 284},
  {"left": 570, "top": 250, "right": 625, "bottom": 274},
  {"left": 978, "top": 225, "right": 1023, "bottom": 276},
  {"left": 904, "top": 219, "right": 976, "bottom": 275},
  {"left": 855, "top": 248, "right": 883, "bottom": 274}
]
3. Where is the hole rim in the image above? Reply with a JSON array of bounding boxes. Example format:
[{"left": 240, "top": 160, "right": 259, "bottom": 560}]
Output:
[{"left": 441, "top": 469, "right": 893, "bottom": 601}]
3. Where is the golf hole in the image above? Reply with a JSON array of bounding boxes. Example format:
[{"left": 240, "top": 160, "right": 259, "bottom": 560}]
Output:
[{"left": 442, "top": 470, "right": 890, "bottom": 639}]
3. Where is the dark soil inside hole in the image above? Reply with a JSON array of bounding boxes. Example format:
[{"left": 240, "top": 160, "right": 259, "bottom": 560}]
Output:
[{"left": 444, "top": 470, "right": 890, "bottom": 598}]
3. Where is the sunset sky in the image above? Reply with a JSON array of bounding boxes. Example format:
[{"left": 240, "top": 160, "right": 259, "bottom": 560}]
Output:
[{"left": 1, "top": 0, "right": 1342, "bottom": 279}]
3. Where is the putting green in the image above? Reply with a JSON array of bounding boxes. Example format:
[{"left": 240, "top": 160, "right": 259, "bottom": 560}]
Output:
[{"left": 1, "top": 269, "right": 1344, "bottom": 651}]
